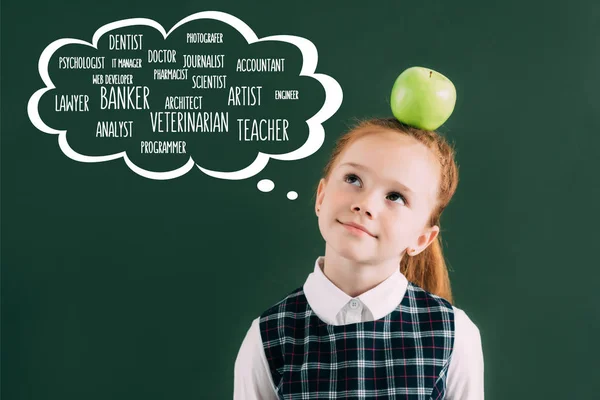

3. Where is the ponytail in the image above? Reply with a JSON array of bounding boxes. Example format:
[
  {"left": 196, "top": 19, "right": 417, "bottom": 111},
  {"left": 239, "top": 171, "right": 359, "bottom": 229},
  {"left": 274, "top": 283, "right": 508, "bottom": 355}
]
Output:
[{"left": 401, "top": 233, "right": 453, "bottom": 303}]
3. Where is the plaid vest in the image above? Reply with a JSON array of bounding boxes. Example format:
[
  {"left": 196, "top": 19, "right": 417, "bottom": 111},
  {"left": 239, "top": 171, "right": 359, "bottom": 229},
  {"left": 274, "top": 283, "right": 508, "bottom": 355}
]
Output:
[{"left": 258, "top": 282, "right": 455, "bottom": 400}]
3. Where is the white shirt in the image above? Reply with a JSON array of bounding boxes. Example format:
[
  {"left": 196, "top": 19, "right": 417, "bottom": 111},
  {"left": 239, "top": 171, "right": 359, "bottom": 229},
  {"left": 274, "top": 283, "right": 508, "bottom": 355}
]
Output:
[{"left": 234, "top": 256, "right": 484, "bottom": 399}]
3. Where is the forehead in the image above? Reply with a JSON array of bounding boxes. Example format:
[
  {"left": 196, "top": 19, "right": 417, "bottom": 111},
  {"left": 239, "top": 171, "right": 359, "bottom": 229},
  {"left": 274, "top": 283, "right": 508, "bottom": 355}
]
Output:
[{"left": 336, "top": 130, "right": 440, "bottom": 201}]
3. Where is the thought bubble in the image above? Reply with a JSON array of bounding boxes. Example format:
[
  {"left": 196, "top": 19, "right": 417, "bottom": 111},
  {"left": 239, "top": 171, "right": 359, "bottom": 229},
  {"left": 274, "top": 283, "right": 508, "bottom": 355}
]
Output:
[
  {"left": 27, "top": 11, "right": 343, "bottom": 182},
  {"left": 257, "top": 179, "right": 274, "bottom": 192}
]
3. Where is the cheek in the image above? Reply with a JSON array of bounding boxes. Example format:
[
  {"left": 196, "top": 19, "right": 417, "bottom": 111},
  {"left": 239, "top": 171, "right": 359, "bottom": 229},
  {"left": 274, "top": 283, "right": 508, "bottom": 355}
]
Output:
[
  {"left": 319, "top": 193, "right": 347, "bottom": 228},
  {"left": 322, "top": 190, "right": 347, "bottom": 212},
  {"left": 381, "top": 214, "right": 406, "bottom": 238},
  {"left": 317, "top": 212, "right": 334, "bottom": 240},
  {"left": 331, "top": 186, "right": 354, "bottom": 204}
]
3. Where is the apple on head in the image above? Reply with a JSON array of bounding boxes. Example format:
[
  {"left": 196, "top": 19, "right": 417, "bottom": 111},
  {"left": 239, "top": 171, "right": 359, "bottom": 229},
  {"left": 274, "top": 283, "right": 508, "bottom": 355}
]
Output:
[{"left": 390, "top": 66, "right": 456, "bottom": 131}]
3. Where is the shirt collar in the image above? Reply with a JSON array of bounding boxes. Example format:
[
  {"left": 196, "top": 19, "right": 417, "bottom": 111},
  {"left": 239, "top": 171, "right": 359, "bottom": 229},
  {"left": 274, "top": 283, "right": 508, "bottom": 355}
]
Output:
[{"left": 303, "top": 256, "right": 409, "bottom": 323}]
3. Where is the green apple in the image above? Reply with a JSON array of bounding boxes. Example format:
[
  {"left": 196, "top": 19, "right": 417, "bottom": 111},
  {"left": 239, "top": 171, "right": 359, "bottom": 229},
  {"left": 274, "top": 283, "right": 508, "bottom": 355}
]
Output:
[{"left": 390, "top": 66, "right": 456, "bottom": 131}]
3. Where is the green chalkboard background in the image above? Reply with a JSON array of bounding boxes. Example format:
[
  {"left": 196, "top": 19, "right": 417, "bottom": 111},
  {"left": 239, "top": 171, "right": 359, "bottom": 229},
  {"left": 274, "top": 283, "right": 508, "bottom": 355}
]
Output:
[{"left": 2, "top": 0, "right": 599, "bottom": 399}]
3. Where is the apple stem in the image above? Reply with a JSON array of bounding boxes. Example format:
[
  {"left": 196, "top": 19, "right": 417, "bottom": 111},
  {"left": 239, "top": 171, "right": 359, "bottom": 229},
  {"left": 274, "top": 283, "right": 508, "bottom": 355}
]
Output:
[{"left": 429, "top": 71, "right": 432, "bottom": 78}]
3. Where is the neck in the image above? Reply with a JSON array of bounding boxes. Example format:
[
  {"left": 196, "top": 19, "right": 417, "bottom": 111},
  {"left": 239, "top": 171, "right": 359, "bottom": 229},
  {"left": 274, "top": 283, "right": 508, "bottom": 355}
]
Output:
[{"left": 321, "top": 246, "right": 403, "bottom": 297}]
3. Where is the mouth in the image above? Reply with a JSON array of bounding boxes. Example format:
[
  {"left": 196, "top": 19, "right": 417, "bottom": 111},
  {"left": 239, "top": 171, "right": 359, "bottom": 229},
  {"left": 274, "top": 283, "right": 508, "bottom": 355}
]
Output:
[{"left": 337, "top": 220, "right": 377, "bottom": 238}]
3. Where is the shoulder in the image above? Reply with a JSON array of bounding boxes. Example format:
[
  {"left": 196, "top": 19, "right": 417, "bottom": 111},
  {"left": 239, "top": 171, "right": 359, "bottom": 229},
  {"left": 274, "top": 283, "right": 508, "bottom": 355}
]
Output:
[
  {"left": 235, "top": 317, "right": 268, "bottom": 371},
  {"left": 451, "top": 306, "right": 482, "bottom": 344},
  {"left": 259, "top": 286, "right": 305, "bottom": 320},
  {"left": 406, "top": 281, "right": 454, "bottom": 312}
]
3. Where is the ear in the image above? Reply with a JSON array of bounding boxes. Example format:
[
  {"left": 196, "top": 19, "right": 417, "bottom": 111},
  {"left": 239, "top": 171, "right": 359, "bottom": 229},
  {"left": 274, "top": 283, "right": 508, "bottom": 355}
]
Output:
[
  {"left": 411, "top": 225, "right": 440, "bottom": 255},
  {"left": 315, "top": 178, "right": 327, "bottom": 215}
]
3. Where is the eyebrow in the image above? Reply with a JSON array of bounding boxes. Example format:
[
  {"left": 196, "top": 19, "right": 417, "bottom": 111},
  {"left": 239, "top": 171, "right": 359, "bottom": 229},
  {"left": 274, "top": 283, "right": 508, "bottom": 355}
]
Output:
[{"left": 339, "top": 162, "right": 416, "bottom": 195}]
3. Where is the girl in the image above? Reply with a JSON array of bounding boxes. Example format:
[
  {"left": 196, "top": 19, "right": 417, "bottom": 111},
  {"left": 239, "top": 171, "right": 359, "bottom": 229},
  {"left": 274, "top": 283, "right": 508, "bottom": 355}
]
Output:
[{"left": 234, "top": 117, "right": 484, "bottom": 399}]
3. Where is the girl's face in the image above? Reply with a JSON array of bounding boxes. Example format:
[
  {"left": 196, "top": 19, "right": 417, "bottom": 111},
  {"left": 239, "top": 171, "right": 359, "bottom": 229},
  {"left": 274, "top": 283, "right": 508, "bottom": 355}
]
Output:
[{"left": 315, "top": 130, "right": 441, "bottom": 265}]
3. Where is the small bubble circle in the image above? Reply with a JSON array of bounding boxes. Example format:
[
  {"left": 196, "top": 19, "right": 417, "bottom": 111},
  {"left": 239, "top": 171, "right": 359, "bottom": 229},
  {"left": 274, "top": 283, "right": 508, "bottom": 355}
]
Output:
[
  {"left": 287, "top": 191, "right": 298, "bottom": 200},
  {"left": 257, "top": 179, "right": 274, "bottom": 192}
]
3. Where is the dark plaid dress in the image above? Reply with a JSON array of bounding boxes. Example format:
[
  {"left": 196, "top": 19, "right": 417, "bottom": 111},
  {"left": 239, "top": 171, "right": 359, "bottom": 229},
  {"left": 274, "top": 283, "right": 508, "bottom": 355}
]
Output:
[{"left": 258, "top": 282, "right": 455, "bottom": 400}]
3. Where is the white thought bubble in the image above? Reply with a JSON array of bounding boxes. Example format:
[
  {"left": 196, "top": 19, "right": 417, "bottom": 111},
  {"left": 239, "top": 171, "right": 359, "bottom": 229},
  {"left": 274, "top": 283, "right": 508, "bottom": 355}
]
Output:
[
  {"left": 27, "top": 11, "right": 343, "bottom": 181},
  {"left": 257, "top": 179, "right": 274, "bottom": 192}
]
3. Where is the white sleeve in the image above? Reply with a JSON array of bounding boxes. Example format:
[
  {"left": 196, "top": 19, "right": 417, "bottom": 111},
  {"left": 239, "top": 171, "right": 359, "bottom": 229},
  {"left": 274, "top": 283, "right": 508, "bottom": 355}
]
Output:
[
  {"left": 233, "top": 317, "right": 279, "bottom": 400},
  {"left": 445, "top": 307, "right": 485, "bottom": 400}
]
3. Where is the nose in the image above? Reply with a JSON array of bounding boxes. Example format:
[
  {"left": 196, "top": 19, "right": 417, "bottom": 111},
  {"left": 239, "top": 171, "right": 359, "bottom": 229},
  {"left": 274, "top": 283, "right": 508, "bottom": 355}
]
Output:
[{"left": 351, "top": 191, "right": 379, "bottom": 218}]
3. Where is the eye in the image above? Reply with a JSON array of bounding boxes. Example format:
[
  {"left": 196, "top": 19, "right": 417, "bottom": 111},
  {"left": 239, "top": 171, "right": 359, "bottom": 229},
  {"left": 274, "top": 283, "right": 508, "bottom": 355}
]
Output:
[
  {"left": 344, "top": 173, "right": 408, "bottom": 206},
  {"left": 387, "top": 192, "right": 407, "bottom": 205},
  {"left": 343, "top": 173, "right": 362, "bottom": 186}
]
